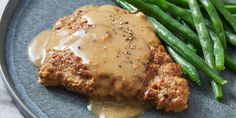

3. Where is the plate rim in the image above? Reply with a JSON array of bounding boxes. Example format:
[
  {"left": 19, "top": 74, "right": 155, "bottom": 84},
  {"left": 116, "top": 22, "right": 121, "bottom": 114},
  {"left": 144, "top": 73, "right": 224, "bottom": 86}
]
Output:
[{"left": 0, "top": 0, "right": 37, "bottom": 117}]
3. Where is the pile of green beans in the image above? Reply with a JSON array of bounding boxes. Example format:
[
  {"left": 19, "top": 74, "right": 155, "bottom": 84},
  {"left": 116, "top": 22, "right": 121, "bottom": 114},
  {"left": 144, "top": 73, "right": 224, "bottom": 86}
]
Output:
[
  {"left": 145, "top": 0, "right": 236, "bottom": 48},
  {"left": 116, "top": 0, "right": 236, "bottom": 101}
]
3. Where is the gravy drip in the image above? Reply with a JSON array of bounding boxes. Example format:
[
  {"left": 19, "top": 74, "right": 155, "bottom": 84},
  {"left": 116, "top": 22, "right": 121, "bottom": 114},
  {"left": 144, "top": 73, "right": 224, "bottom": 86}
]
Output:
[
  {"left": 87, "top": 100, "right": 150, "bottom": 118},
  {"left": 28, "top": 30, "right": 51, "bottom": 67}
]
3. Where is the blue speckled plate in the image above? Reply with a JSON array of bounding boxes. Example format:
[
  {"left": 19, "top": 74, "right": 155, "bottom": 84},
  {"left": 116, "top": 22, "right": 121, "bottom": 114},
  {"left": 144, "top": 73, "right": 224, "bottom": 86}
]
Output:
[{"left": 0, "top": 0, "right": 236, "bottom": 117}]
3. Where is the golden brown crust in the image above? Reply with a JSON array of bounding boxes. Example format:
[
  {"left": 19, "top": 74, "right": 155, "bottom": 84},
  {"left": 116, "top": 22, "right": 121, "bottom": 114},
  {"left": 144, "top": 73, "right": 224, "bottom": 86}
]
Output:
[
  {"left": 146, "top": 45, "right": 173, "bottom": 76},
  {"left": 144, "top": 75, "right": 189, "bottom": 112},
  {"left": 38, "top": 50, "right": 95, "bottom": 95},
  {"left": 143, "top": 45, "right": 189, "bottom": 112}
]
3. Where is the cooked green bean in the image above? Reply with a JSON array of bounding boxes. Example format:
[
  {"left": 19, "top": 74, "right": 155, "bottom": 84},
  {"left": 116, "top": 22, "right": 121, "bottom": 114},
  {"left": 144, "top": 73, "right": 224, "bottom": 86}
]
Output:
[
  {"left": 211, "top": 80, "right": 223, "bottom": 100},
  {"left": 176, "top": 17, "right": 191, "bottom": 28},
  {"left": 199, "top": 0, "right": 226, "bottom": 49},
  {"left": 144, "top": 0, "right": 194, "bottom": 25},
  {"left": 124, "top": 0, "right": 200, "bottom": 48},
  {"left": 209, "top": 31, "right": 225, "bottom": 70},
  {"left": 225, "top": 5, "right": 236, "bottom": 14},
  {"left": 223, "top": 2, "right": 236, "bottom": 5},
  {"left": 166, "top": 0, "right": 236, "bottom": 14},
  {"left": 211, "top": 0, "right": 236, "bottom": 33},
  {"left": 187, "top": 43, "right": 197, "bottom": 53},
  {"left": 188, "top": 0, "right": 215, "bottom": 69},
  {"left": 225, "top": 55, "right": 236, "bottom": 72},
  {"left": 174, "top": 0, "right": 236, "bottom": 6},
  {"left": 166, "top": 46, "right": 201, "bottom": 85},
  {"left": 116, "top": 0, "right": 138, "bottom": 13},
  {"left": 220, "top": 19, "right": 236, "bottom": 46},
  {"left": 147, "top": 16, "right": 227, "bottom": 85},
  {"left": 226, "top": 31, "right": 236, "bottom": 46},
  {"left": 166, "top": 0, "right": 189, "bottom": 8}
]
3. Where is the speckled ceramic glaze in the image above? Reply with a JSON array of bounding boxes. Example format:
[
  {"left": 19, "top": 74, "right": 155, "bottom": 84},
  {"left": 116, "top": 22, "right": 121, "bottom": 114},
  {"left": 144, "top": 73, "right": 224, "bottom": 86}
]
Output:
[{"left": 1, "top": 0, "right": 236, "bottom": 117}]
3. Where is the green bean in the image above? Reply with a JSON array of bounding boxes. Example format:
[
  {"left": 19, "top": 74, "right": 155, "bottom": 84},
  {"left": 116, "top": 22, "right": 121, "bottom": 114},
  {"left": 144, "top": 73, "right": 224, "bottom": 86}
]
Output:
[
  {"left": 218, "top": 19, "right": 236, "bottom": 72},
  {"left": 226, "top": 31, "right": 236, "bottom": 46},
  {"left": 187, "top": 43, "right": 197, "bottom": 53},
  {"left": 176, "top": 17, "right": 192, "bottom": 28},
  {"left": 220, "top": 19, "right": 236, "bottom": 46},
  {"left": 199, "top": 0, "right": 226, "bottom": 49},
  {"left": 225, "top": 5, "right": 236, "bottom": 14},
  {"left": 225, "top": 54, "right": 236, "bottom": 72},
  {"left": 116, "top": 0, "right": 138, "bottom": 13},
  {"left": 224, "top": 2, "right": 236, "bottom": 5},
  {"left": 147, "top": 16, "right": 227, "bottom": 85},
  {"left": 145, "top": 0, "right": 193, "bottom": 27},
  {"left": 211, "top": 80, "right": 223, "bottom": 100},
  {"left": 124, "top": 0, "right": 200, "bottom": 48},
  {"left": 211, "top": 0, "right": 236, "bottom": 33},
  {"left": 144, "top": 0, "right": 194, "bottom": 25},
  {"left": 166, "top": 0, "right": 189, "bottom": 8},
  {"left": 166, "top": 46, "right": 201, "bottom": 85},
  {"left": 166, "top": 0, "right": 236, "bottom": 14},
  {"left": 188, "top": 0, "right": 215, "bottom": 69},
  {"left": 209, "top": 31, "right": 225, "bottom": 70}
]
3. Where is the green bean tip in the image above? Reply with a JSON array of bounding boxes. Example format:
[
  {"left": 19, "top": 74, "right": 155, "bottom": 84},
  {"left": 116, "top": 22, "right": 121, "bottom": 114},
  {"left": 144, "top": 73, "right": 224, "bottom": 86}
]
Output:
[
  {"left": 222, "top": 80, "right": 228, "bottom": 85},
  {"left": 196, "top": 80, "right": 202, "bottom": 86}
]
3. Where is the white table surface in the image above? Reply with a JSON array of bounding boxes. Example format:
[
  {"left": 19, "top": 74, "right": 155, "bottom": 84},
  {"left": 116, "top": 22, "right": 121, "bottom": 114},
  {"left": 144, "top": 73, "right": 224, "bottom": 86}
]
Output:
[{"left": 0, "top": 0, "right": 24, "bottom": 117}]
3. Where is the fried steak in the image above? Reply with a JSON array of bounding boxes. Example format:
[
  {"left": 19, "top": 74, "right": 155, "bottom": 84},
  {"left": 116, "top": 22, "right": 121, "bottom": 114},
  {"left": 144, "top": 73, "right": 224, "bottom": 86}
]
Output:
[{"left": 38, "top": 5, "right": 189, "bottom": 112}]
